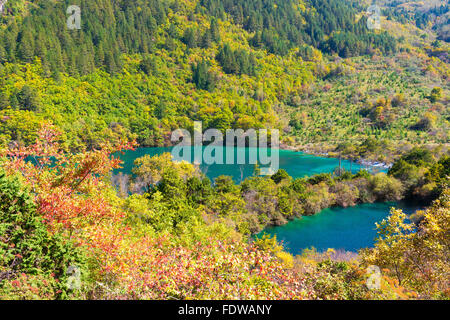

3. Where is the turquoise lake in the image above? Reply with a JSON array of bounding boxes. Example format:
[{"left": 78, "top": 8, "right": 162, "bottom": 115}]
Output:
[
  {"left": 116, "top": 146, "right": 385, "bottom": 182},
  {"left": 116, "top": 147, "right": 420, "bottom": 253},
  {"left": 258, "top": 201, "right": 422, "bottom": 254}
]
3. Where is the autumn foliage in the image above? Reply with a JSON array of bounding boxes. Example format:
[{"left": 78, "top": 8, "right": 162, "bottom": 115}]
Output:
[
  {"left": 1, "top": 124, "right": 448, "bottom": 300},
  {"left": 0, "top": 124, "right": 314, "bottom": 299}
]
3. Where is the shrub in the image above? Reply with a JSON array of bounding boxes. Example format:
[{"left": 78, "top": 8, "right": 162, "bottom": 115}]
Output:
[
  {"left": 271, "top": 169, "right": 290, "bottom": 184},
  {"left": 368, "top": 173, "right": 403, "bottom": 201},
  {"left": 332, "top": 182, "right": 359, "bottom": 207},
  {"left": 0, "top": 170, "right": 88, "bottom": 299},
  {"left": 302, "top": 183, "right": 335, "bottom": 215}
]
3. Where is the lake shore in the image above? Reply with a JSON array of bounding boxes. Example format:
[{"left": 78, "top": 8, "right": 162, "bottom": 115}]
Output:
[
  {"left": 257, "top": 201, "right": 423, "bottom": 254},
  {"left": 279, "top": 143, "right": 393, "bottom": 169}
]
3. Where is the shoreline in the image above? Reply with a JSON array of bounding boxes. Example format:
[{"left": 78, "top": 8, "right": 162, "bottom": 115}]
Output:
[
  {"left": 136, "top": 142, "right": 394, "bottom": 170},
  {"left": 279, "top": 143, "right": 393, "bottom": 169},
  {"left": 255, "top": 197, "right": 426, "bottom": 235}
]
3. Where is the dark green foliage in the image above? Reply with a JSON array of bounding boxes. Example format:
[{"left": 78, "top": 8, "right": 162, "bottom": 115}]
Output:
[
  {"left": 307, "top": 173, "right": 332, "bottom": 185},
  {"left": 335, "top": 169, "right": 354, "bottom": 181},
  {"left": 427, "top": 156, "right": 450, "bottom": 192},
  {"left": 17, "top": 85, "right": 40, "bottom": 111},
  {"left": 192, "top": 59, "right": 216, "bottom": 91},
  {"left": 271, "top": 169, "right": 290, "bottom": 184},
  {"left": 0, "top": 170, "right": 87, "bottom": 297},
  {"left": 182, "top": 27, "right": 199, "bottom": 49},
  {"left": 216, "top": 44, "right": 256, "bottom": 76},
  {"left": 139, "top": 56, "right": 158, "bottom": 76},
  {"left": 430, "top": 87, "right": 443, "bottom": 103},
  {"left": 144, "top": 168, "right": 203, "bottom": 231},
  {"left": 186, "top": 176, "right": 213, "bottom": 206},
  {"left": 181, "top": 19, "right": 220, "bottom": 49},
  {"left": 388, "top": 147, "right": 447, "bottom": 202},
  {"left": 0, "top": 92, "right": 9, "bottom": 110},
  {"left": 208, "top": 18, "right": 221, "bottom": 43},
  {"left": 290, "top": 178, "right": 307, "bottom": 194},
  {"left": 296, "top": 44, "right": 317, "bottom": 61},
  {"left": 388, "top": 160, "right": 418, "bottom": 186},
  {"left": 353, "top": 170, "right": 371, "bottom": 179},
  {"left": 398, "top": 147, "right": 434, "bottom": 167},
  {"left": 202, "top": 0, "right": 397, "bottom": 57},
  {"left": 320, "top": 30, "right": 397, "bottom": 57},
  {"left": 214, "top": 175, "right": 237, "bottom": 193},
  {"left": 289, "top": 118, "right": 303, "bottom": 130},
  {"left": 0, "top": 0, "right": 167, "bottom": 75}
]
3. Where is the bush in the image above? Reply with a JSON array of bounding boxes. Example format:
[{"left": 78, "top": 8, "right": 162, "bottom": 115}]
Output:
[
  {"left": 332, "top": 182, "right": 359, "bottom": 207},
  {"left": 0, "top": 170, "right": 88, "bottom": 299},
  {"left": 271, "top": 169, "right": 290, "bottom": 184},
  {"left": 368, "top": 173, "right": 403, "bottom": 201},
  {"left": 302, "top": 183, "right": 335, "bottom": 215}
]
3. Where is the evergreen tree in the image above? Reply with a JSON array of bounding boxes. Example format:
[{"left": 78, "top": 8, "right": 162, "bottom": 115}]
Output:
[
  {"left": 192, "top": 60, "right": 216, "bottom": 92},
  {"left": 17, "top": 85, "right": 40, "bottom": 111},
  {"left": 182, "top": 28, "right": 198, "bottom": 49}
]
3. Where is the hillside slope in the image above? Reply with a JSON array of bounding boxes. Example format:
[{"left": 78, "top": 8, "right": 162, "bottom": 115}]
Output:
[{"left": 0, "top": 0, "right": 448, "bottom": 161}]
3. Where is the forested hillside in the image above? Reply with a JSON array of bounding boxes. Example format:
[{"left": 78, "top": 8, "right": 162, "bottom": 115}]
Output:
[
  {"left": 0, "top": 0, "right": 447, "bottom": 158},
  {"left": 0, "top": 0, "right": 397, "bottom": 74},
  {"left": 0, "top": 0, "right": 449, "bottom": 301},
  {"left": 380, "top": 0, "right": 449, "bottom": 41}
]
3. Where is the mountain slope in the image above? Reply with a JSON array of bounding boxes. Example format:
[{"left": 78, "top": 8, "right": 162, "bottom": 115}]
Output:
[{"left": 0, "top": 0, "right": 448, "bottom": 161}]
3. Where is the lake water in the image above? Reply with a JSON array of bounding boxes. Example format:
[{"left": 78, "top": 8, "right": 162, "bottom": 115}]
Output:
[
  {"left": 116, "top": 147, "right": 385, "bottom": 182},
  {"left": 116, "top": 147, "right": 416, "bottom": 253},
  {"left": 258, "top": 201, "right": 423, "bottom": 254}
]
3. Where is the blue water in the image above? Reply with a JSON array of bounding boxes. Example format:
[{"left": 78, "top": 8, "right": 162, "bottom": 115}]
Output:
[
  {"left": 115, "top": 147, "right": 412, "bottom": 253},
  {"left": 115, "top": 147, "right": 384, "bottom": 183},
  {"left": 258, "top": 201, "right": 422, "bottom": 254}
]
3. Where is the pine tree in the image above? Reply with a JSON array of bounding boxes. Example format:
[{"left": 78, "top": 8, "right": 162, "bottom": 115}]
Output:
[
  {"left": 201, "top": 29, "right": 212, "bottom": 49},
  {"left": 0, "top": 92, "right": 9, "bottom": 110},
  {"left": 0, "top": 44, "right": 6, "bottom": 63},
  {"left": 192, "top": 60, "right": 216, "bottom": 92},
  {"left": 182, "top": 28, "right": 197, "bottom": 48},
  {"left": 210, "top": 19, "right": 221, "bottom": 42},
  {"left": 17, "top": 85, "right": 40, "bottom": 111},
  {"left": 18, "top": 30, "right": 34, "bottom": 62}
]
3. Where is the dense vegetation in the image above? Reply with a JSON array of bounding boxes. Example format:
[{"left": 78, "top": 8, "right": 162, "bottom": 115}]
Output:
[
  {"left": 0, "top": 0, "right": 447, "bottom": 157},
  {"left": 201, "top": 0, "right": 397, "bottom": 56},
  {"left": 0, "top": 0, "right": 397, "bottom": 75},
  {"left": 381, "top": 0, "right": 449, "bottom": 41},
  {"left": 1, "top": 125, "right": 448, "bottom": 299},
  {"left": 0, "top": 0, "right": 448, "bottom": 300},
  {"left": 122, "top": 145, "right": 449, "bottom": 235}
]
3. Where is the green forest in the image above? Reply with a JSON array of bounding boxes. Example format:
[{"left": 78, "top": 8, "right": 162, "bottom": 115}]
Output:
[{"left": 0, "top": 0, "right": 448, "bottom": 301}]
